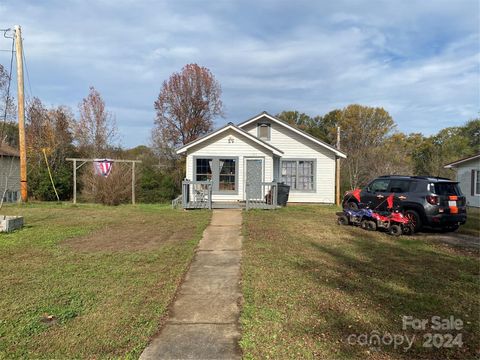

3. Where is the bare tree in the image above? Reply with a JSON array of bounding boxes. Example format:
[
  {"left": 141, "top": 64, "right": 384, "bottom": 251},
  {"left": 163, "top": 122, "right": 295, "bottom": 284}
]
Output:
[
  {"left": 74, "top": 86, "right": 117, "bottom": 157},
  {"left": 0, "top": 64, "right": 16, "bottom": 145},
  {"left": 339, "top": 105, "right": 396, "bottom": 189},
  {"left": 153, "top": 63, "right": 223, "bottom": 149}
]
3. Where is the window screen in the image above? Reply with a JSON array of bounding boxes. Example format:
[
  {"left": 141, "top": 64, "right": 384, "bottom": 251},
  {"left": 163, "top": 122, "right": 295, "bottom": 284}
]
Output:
[
  {"left": 281, "top": 160, "right": 315, "bottom": 190},
  {"left": 258, "top": 124, "right": 270, "bottom": 140},
  {"left": 219, "top": 159, "right": 236, "bottom": 191},
  {"left": 476, "top": 171, "right": 480, "bottom": 195},
  {"left": 297, "top": 161, "right": 314, "bottom": 190},
  {"left": 281, "top": 161, "right": 297, "bottom": 189},
  {"left": 196, "top": 158, "right": 212, "bottom": 181}
]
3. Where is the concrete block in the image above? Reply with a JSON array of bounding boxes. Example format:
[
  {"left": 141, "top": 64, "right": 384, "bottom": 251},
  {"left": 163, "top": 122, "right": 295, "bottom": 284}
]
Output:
[{"left": 0, "top": 216, "right": 23, "bottom": 232}]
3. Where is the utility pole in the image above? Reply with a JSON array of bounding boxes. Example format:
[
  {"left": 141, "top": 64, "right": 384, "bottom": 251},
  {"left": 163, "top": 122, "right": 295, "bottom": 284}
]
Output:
[
  {"left": 14, "top": 25, "right": 27, "bottom": 202},
  {"left": 335, "top": 126, "right": 341, "bottom": 206}
]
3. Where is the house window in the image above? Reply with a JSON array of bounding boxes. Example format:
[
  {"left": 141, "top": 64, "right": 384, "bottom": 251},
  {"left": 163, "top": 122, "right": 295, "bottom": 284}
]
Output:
[
  {"left": 475, "top": 170, "right": 480, "bottom": 195},
  {"left": 297, "top": 161, "right": 314, "bottom": 190},
  {"left": 195, "top": 157, "right": 237, "bottom": 193},
  {"left": 281, "top": 160, "right": 315, "bottom": 191},
  {"left": 282, "top": 161, "right": 296, "bottom": 188},
  {"left": 257, "top": 123, "right": 270, "bottom": 140},
  {"left": 219, "top": 159, "right": 236, "bottom": 191},
  {"left": 196, "top": 158, "right": 212, "bottom": 181}
]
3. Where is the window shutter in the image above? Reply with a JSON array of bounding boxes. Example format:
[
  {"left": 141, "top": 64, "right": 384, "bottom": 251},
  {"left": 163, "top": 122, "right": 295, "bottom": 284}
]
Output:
[{"left": 472, "top": 169, "right": 475, "bottom": 196}]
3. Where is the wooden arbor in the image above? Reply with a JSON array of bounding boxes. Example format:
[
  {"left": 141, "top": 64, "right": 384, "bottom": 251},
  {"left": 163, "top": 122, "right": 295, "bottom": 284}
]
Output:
[{"left": 66, "top": 158, "right": 142, "bottom": 205}]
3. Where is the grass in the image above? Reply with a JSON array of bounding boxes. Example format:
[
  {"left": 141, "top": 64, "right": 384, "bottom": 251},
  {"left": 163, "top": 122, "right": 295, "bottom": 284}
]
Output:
[
  {"left": 459, "top": 206, "right": 480, "bottom": 237},
  {"left": 241, "top": 205, "right": 479, "bottom": 359},
  {"left": 0, "top": 203, "right": 210, "bottom": 359}
]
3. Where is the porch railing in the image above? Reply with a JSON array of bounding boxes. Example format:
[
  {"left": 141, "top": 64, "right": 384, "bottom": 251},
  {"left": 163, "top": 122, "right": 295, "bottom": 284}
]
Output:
[
  {"left": 246, "top": 182, "right": 278, "bottom": 210},
  {"left": 171, "top": 194, "right": 183, "bottom": 209},
  {"left": 181, "top": 180, "right": 213, "bottom": 209}
]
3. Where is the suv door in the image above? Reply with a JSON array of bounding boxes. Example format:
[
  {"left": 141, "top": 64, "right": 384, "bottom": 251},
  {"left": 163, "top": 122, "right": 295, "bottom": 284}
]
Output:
[
  {"left": 388, "top": 179, "right": 414, "bottom": 208},
  {"left": 363, "top": 179, "right": 390, "bottom": 210}
]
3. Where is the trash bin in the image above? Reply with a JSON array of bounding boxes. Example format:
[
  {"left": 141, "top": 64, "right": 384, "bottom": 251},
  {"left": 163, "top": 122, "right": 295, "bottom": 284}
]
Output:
[{"left": 277, "top": 183, "right": 290, "bottom": 206}]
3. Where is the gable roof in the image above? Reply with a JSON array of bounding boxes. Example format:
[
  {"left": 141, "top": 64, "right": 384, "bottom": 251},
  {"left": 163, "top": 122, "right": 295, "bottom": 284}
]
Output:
[
  {"left": 237, "top": 111, "right": 347, "bottom": 158},
  {"left": 444, "top": 153, "right": 480, "bottom": 168},
  {"left": 176, "top": 122, "right": 284, "bottom": 156},
  {"left": 0, "top": 144, "right": 20, "bottom": 157}
]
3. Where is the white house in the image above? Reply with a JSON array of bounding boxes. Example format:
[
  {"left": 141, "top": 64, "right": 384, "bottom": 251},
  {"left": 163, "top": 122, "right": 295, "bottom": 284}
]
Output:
[
  {"left": 176, "top": 112, "right": 346, "bottom": 208},
  {"left": 444, "top": 153, "right": 480, "bottom": 208}
]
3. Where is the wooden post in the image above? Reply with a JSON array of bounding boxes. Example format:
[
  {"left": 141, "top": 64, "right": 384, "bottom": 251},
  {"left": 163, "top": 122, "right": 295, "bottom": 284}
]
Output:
[
  {"left": 131, "top": 161, "right": 136, "bottom": 205},
  {"left": 335, "top": 126, "right": 341, "bottom": 206},
  {"left": 73, "top": 159, "right": 77, "bottom": 204},
  {"left": 14, "top": 25, "right": 27, "bottom": 202}
]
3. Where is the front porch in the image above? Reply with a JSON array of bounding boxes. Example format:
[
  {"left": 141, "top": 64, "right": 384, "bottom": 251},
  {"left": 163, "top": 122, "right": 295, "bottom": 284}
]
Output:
[{"left": 173, "top": 180, "right": 281, "bottom": 210}]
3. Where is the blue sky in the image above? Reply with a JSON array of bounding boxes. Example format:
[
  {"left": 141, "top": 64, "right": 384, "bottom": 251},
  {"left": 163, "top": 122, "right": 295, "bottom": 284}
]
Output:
[{"left": 1, "top": 0, "right": 478, "bottom": 147}]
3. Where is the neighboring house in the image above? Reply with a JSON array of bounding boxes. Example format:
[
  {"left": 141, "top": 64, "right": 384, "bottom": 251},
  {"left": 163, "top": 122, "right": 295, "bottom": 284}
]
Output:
[
  {"left": 176, "top": 111, "right": 346, "bottom": 208},
  {"left": 444, "top": 153, "right": 480, "bottom": 208},
  {"left": 0, "top": 144, "right": 20, "bottom": 203}
]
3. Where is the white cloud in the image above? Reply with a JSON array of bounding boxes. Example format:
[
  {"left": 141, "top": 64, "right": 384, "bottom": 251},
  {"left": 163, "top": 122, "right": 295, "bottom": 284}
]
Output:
[{"left": 0, "top": 0, "right": 477, "bottom": 146}]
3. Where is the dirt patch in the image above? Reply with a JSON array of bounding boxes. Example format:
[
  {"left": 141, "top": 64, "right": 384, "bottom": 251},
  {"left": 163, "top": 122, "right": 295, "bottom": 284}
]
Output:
[{"left": 63, "top": 219, "right": 196, "bottom": 252}]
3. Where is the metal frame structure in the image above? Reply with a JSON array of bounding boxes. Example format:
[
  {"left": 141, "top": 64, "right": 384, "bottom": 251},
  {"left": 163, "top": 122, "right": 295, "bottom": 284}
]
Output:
[{"left": 66, "top": 158, "right": 141, "bottom": 204}]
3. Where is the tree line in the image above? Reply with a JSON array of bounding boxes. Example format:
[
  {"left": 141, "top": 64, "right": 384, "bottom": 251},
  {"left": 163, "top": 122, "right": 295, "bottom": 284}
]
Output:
[
  {"left": 275, "top": 108, "right": 479, "bottom": 192},
  {"left": 1, "top": 63, "right": 478, "bottom": 204}
]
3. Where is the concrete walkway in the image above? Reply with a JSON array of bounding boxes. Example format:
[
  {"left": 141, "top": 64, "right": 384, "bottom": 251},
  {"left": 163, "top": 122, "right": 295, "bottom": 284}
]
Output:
[{"left": 140, "top": 210, "right": 243, "bottom": 360}]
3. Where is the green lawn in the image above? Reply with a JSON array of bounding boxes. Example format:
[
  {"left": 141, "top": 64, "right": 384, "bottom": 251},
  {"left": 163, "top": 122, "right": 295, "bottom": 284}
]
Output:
[
  {"left": 0, "top": 203, "right": 210, "bottom": 359},
  {"left": 460, "top": 206, "right": 480, "bottom": 237},
  {"left": 241, "top": 205, "right": 479, "bottom": 359}
]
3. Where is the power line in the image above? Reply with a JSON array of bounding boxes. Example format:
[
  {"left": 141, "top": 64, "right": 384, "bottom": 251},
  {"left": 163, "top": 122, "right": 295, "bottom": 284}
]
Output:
[
  {"left": 1, "top": 28, "right": 13, "bottom": 39},
  {"left": 22, "top": 46, "right": 33, "bottom": 99}
]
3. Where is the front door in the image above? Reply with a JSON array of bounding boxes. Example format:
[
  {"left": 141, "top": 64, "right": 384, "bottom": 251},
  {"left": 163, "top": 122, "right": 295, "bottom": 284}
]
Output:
[{"left": 245, "top": 159, "right": 263, "bottom": 200}]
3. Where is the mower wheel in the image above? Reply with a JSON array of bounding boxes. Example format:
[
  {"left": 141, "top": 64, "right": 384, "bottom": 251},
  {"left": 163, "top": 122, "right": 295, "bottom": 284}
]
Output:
[
  {"left": 360, "top": 219, "right": 368, "bottom": 229},
  {"left": 337, "top": 215, "right": 349, "bottom": 226},
  {"left": 388, "top": 224, "right": 402, "bottom": 236},
  {"left": 402, "top": 224, "right": 415, "bottom": 236},
  {"left": 366, "top": 220, "right": 377, "bottom": 231}
]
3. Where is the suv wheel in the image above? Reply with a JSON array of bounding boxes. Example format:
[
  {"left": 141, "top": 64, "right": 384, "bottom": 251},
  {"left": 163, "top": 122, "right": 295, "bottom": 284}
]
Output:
[{"left": 404, "top": 210, "right": 422, "bottom": 232}]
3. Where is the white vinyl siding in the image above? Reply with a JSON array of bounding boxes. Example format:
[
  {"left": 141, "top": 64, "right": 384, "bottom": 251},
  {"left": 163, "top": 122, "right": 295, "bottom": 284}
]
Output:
[
  {"left": 242, "top": 117, "right": 336, "bottom": 203},
  {"left": 455, "top": 161, "right": 480, "bottom": 208},
  {"left": 186, "top": 129, "right": 274, "bottom": 201}
]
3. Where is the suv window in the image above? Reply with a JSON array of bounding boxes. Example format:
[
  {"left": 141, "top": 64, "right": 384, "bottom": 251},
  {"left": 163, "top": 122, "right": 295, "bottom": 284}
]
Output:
[
  {"left": 389, "top": 179, "right": 412, "bottom": 193},
  {"left": 433, "top": 182, "right": 461, "bottom": 196},
  {"left": 369, "top": 179, "right": 389, "bottom": 192}
]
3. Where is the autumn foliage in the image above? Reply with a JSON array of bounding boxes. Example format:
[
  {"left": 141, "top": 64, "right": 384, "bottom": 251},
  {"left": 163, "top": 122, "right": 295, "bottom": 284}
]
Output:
[{"left": 153, "top": 63, "right": 223, "bottom": 149}]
